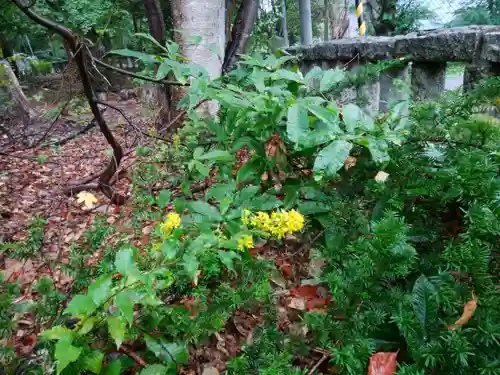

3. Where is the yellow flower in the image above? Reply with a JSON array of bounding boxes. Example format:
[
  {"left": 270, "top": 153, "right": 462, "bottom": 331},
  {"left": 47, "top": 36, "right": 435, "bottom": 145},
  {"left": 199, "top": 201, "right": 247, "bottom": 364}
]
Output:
[
  {"left": 161, "top": 212, "right": 181, "bottom": 236},
  {"left": 251, "top": 211, "right": 272, "bottom": 231},
  {"left": 287, "top": 209, "right": 304, "bottom": 233},
  {"left": 237, "top": 235, "right": 254, "bottom": 251},
  {"left": 243, "top": 209, "right": 305, "bottom": 240}
]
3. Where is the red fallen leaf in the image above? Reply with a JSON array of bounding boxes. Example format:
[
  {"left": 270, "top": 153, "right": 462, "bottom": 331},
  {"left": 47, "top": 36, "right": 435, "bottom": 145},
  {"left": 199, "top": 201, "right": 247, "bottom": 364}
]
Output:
[
  {"left": 281, "top": 263, "right": 293, "bottom": 280},
  {"left": 114, "top": 206, "right": 121, "bottom": 214},
  {"left": 250, "top": 246, "right": 265, "bottom": 257},
  {"left": 306, "top": 296, "right": 332, "bottom": 311},
  {"left": 291, "top": 285, "right": 318, "bottom": 299},
  {"left": 368, "top": 352, "right": 398, "bottom": 375}
]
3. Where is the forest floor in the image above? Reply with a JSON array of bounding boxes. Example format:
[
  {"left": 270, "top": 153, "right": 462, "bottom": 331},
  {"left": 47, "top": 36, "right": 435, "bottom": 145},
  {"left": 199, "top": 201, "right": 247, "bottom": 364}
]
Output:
[{"left": 1, "top": 95, "right": 328, "bottom": 374}]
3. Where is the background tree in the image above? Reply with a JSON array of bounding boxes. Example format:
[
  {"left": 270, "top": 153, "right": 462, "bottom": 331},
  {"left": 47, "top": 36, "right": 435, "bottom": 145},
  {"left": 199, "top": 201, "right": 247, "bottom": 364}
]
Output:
[{"left": 449, "top": 0, "right": 500, "bottom": 26}]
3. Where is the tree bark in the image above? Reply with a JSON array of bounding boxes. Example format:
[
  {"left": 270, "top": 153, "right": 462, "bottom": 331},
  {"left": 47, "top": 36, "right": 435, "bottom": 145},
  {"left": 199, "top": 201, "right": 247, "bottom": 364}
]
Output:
[
  {"left": 0, "top": 59, "right": 36, "bottom": 120},
  {"left": 369, "top": 0, "right": 397, "bottom": 36},
  {"left": 222, "top": 0, "right": 259, "bottom": 73},
  {"left": 171, "top": 0, "right": 226, "bottom": 117},
  {"left": 298, "top": 0, "right": 313, "bottom": 44},
  {"left": 281, "top": 0, "right": 290, "bottom": 47},
  {"left": 143, "top": 0, "right": 166, "bottom": 44},
  {"left": 323, "top": 0, "right": 329, "bottom": 41},
  {"left": 1, "top": 41, "right": 19, "bottom": 77},
  {"left": 143, "top": 0, "right": 171, "bottom": 125}
]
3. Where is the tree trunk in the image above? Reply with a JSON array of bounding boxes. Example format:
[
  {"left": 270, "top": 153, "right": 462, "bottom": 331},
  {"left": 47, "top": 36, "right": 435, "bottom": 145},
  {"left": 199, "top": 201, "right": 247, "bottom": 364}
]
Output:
[
  {"left": 370, "top": 0, "right": 397, "bottom": 36},
  {"left": 222, "top": 0, "right": 259, "bottom": 73},
  {"left": 281, "top": 0, "right": 290, "bottom": 47},
  {"left": 143, "top": 0, "right": 171, "bottom": 125},
  {"left": 1, "top": 41, "right": 19, "bottom": 77},
  {"left": 0, "top": 60, "right": 36, "bottom": 121},
  {"left": 323, "top": 0, "right": 329, "bottom": 41},
  {"left": 171, "top": 0, "right": 226, "bottom": 117},
  {"left": 298, "top": 0, "right": 313, "bottom": 44}
]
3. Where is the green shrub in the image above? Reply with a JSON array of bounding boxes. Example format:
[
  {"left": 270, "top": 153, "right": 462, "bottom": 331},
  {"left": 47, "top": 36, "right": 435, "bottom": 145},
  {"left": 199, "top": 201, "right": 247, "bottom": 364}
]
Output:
[
  {"left": 29, "top": 59, "right": 52, "bottom": 76},
  {"left": 4, "top": 37, "right": 500, "bottom": 374}
]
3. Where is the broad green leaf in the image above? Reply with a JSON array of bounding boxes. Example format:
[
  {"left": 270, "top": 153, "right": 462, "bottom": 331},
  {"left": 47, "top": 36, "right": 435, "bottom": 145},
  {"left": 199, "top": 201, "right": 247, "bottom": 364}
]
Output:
[
  {"left": 182, "top": 253, "right": 200, "bottom": 282},
  {"left": 186, "top": 200, "right": 223, "bottom": 222},
  {"left": 297, "top": 201, "right": 331, "bottom": 214},
  {"left": 236, "top": 158, "right": 262, "bottom": 184},
  {"left": 65, "top": 294, "right": 96, "bottom": 316},
  {"left": 114, "top": 248, "right": 139, "bottom": 278},
  {"left": 283, "top": 187, "right": 299, "bottom": 209},
  {"left": 287, "top": 103, "right": 309, "bottom": 144},
  {"left": 140, "top": 364, "right": 169, "bottom": 375},
  {"left": 88, "top": 275, "right": 112, "bottom": 306},
  {"left": 342, "top": 103, "right": 374, "bottom": 133},
  {"left": 366, "top": 138, "right": 390, "bottom": 163},
  {"left": 40, "top": 325, "right": 72, "bottom": 340},
  {"left": 115, "top": 291, "right": 135, "bottom": 326},
  {"left": 196, "top": 149, "right": 234, "bottom": 162},
  {"left": 145, "top": 334, "right": 188, "bottom": 366},
  {"left": 305, "top": 66, "right": 323, "bottom": 88},
  {"left": 320, "top": 68, "right": 345, "bottom": 92},
  {"left": 234, "top": 186, "right": 261, "bottom": 208},
  {"left": 162, "top": 241, "right": 178, "bottom": 260},
  {"left": 272, "top": 69, "right": 304, "bottom": 83},
  {"left": 194, "top": 161, "right": 210, "bottom": 177},
  {"left": 156, "top": 63, "right": 171, "bottom": 80},
  {"left": 306, "top": 104, "right": 341, "bottom": 131},
  {"left": 108, "top": 49, "right": 156, "bottom": 63},
  {"left": 206, "top": 182, "right": 236, "bottom": 202},
  {"left": 77, "top": 317, "right": 97, "bottom": 336},
  {"left": 101, "top": 359, "right": 121, "bottom": 375},
  {"left": 157, "top": 190, "right": 172, "bottom": 209},
  {"left": 313, "top": 140, "right": 353, "bottom": 176},
  {"left": 217, "top": 250, "right": 241, "bottom": 273},
  {"left": 55, "top": 338, "right": 82, "bottom": 375},
  {"left": 249, "top": 194, "right": 283, "bottom": 211},
  {"left": 107, "top": 316, "right": 127, "bottom": 348},
  {"left": 83, "top": 350, "right": 104, "bottom": 374},
  {"left": 220, "top": 197, "right": 232, "bottom": 215}
]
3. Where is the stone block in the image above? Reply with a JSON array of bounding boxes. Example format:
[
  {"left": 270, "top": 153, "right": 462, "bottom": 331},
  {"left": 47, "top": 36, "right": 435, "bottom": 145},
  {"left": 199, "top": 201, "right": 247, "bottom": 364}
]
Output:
[
  {"left": 379, "top": 64, "right": 410, "bottom": 112},
  {"left": 411, "top": 62, "right": 446, "bottom": 100}
]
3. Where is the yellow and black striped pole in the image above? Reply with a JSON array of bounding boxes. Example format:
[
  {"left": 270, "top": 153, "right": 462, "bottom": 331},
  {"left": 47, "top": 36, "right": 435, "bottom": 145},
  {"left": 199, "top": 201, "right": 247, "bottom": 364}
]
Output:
[{"left": 355, "top": 0, "right": 366, "bottom": 37}]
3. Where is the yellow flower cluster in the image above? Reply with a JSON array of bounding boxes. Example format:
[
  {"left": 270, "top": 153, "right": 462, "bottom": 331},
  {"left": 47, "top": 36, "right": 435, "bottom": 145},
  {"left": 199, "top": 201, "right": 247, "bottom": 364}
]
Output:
[
  {"left": 243, "top": 209, "right": 305, "bottom": 239},
  {"left": 237, "top": 235, "right": 254, "bottom": 251},
  {"left": 161, "top": 212, "right": 181, "bottom": 236}
]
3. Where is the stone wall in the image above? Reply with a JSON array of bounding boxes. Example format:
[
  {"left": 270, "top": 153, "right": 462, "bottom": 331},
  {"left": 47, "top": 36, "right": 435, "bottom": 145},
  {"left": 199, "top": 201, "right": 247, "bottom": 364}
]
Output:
[{"left": 289, "top": 26, "right": 500, "bottom": 112}]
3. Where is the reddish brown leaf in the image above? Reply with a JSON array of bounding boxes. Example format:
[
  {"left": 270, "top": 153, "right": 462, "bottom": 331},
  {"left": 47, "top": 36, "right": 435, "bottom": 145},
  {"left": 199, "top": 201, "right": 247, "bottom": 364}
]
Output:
[
  {"left": 368, "top": 352, "right": 398, "bottom": 375},
  {"left": 281, "top": 263, "right": 293, "bottom": 280},
  {"left": 290, "top": 285, "right": 318, "bottom": 299}
]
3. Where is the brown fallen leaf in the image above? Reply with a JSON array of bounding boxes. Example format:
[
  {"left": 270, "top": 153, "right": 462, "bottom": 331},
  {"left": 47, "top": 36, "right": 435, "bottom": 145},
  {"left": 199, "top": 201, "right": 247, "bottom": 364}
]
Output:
[
  {"left": 288, "top": 297, "right": 307, "bottom": 311},
  {"left": 447, "top": 292, "right": 478, "bottom": 330}
]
